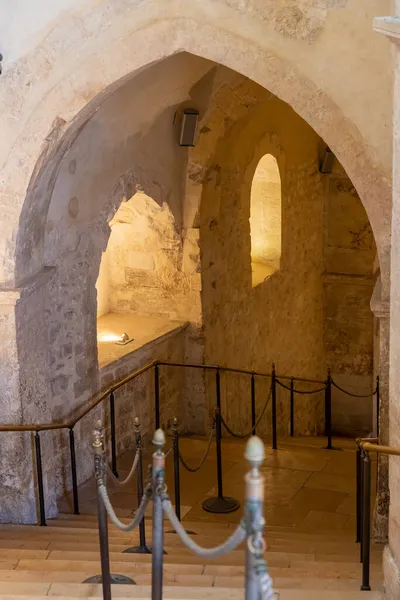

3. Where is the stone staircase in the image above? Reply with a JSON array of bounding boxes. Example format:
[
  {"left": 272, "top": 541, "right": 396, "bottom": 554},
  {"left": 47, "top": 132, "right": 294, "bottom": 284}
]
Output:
[
  {"left": 0, "top": 436, "right": 385, "bottom": 599},
  {"left": 0, "top": 512, "right": 383, "bottom": 599}
]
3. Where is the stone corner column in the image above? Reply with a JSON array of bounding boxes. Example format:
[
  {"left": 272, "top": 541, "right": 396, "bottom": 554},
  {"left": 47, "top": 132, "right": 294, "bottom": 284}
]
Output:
[
  {"left": 373, "top": 14, "right": 400, "bottom": 598},
  {"left": 371, "top": 280, "right": 390, "bottom": 543}
]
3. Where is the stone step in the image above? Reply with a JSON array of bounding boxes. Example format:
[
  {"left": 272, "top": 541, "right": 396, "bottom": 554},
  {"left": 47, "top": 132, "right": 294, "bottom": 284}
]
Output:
[{"left": 0, "top": 587, "right": 383, "bottom": 600}]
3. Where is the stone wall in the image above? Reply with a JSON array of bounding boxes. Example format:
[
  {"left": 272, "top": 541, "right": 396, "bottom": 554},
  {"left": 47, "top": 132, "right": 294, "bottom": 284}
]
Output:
[
  {"left": 200, "top": 96, "right": 326, "bottom": 437},
  {"left": 323, "top": 161, "right": 375, "bottom": 436}
]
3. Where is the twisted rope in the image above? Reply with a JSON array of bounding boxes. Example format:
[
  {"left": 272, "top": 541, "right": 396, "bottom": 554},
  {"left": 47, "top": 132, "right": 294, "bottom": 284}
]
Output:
[
  {"left": 220, "top": 386, "right": 272, "bottom": 439},
  {"left": 275, "top": 379, "right": 326, "bottom": 395},
  {"left": 254, "top": 558, "right": 278, "bottom": 600},
  {"left": 331, "top": 379, "right": 377, "bottom": 398},
  {"left": 179, "top": 420, "right": 215, "bottom": 473},
  {"left": 98, "top": 480, "right": 151, "bottom": 531},
  {"left": 105, "top": 448, "right": 140, "bottom": 487},
  {"left": 162, "top": 495, "right": 246, "bottom": 557}
]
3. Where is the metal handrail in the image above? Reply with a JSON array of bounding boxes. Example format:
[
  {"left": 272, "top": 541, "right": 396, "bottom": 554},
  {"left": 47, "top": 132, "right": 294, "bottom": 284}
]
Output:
[
  {"left": 0, "top": 359, "right": 377, "bottom": 432},
  {"left": 361, "top": 441, "right": 400, "bottom": 456},
  {"left": 356, "top": 438, "right": 400, "bottom": 592},
  {"left": 0, "top": 360, "right": 157, "bottom": 432}
]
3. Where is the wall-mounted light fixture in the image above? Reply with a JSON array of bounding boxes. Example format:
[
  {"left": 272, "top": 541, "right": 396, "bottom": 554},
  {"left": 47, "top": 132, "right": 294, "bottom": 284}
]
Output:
[
  {"left": 179, "top": 109, "right": 199, "bottom": 147},
  {"left": 115, "top": 332, "right": 134, "bottom": 346},
  {"left": 319, "top": 147, "right": 334, "bottom": 174}
]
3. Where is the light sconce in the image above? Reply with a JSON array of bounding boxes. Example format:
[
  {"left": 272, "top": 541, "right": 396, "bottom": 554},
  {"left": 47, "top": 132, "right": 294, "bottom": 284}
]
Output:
[
  {"left": 179, "top": 109, "right": 199, "bottom": 147},
  {"left": 115, "top": 333, "right": 134, "bottom": 346},
  {"left": 319, "top": 147, "right": 334, "bottom": 174}
]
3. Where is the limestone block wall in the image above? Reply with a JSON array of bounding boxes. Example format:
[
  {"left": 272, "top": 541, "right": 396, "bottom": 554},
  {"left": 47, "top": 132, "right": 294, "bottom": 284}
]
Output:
[
  {"left": 323, "top": 162, "right": 375, "bottom": 435},
  {"left": 200, "top": 96, "right": 326, "bottom": 437}
]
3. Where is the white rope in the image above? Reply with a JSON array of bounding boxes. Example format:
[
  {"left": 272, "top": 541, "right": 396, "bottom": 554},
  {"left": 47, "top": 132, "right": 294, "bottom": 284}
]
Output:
[
  {"left": 98, "top": 481, "right": 150, "bottom": 531},
  {"left": 105, "top": 448, "right": 140, "bottom": 487},
  {"left": 162, "top": 496, "right": 246, "bottom": 557}
]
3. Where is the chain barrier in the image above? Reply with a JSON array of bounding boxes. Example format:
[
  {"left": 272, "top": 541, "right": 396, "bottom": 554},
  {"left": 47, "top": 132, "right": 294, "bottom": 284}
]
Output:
[
  {"left": 179, "top": 419, "right": 216, "bottom": 473},
  {"left": 105, "top": 447, "right": 140, "bottom": 487},
  {"left": 161, "top": 492, "right": 246, "bottom": 557},
  {"left": 276, "top": 378, "right": 327, "bottom": 395},
  {"left": 331, "top": 379, "right": 377, "bottom": 398},
  {"left": 220, "top": 386, "right": 272, "bottom": 439}
]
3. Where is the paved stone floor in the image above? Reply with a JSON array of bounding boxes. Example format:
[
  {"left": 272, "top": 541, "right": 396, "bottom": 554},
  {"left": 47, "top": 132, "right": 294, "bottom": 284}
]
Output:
[{"left": 61, "top": 435, "right": 376, "bottom": 533}]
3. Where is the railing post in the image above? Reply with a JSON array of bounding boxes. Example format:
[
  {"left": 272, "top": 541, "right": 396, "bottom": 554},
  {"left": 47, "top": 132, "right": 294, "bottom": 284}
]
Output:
[
  {"left": 92, "top": 424, "right": 112, "bottom": 600},
  {"left": 202, "top": 368, "right": 240, "bottom": 514},
  {"left": 34, "top": 431, "right": 46, "bottom": 527},
  {"left": 69, "top": 428, "right": 79, "bottom": 515},
  {"left": 109, "top": 391, "right": 118, "bottom": 478},
  {"left": 324, "top": 368, "right": 333, "bottom": 450},
  {"left": 245, "top": 436, "right": 266, "bottom": 600},
  {"left": 154, "top": 363, "right": 160, "bottom": 430},
  {"left": 271, "top": 363, "right": 277, "bottom": 450},
  {"left": 361, "top": 451, "right": 371, "bottom": 591},
  {"left": 360, "top": 446, "right": 364, "bottom": 562},
  {"left": 172, "top": 418, "right": 181, "bottom": 522},
  {"left": 123, "top": 417, "right": 151, "bottom": 555},
  {"left": 376, "top": 375, "right": 380, "bottom": 439},
  {"left": 251, "top": 373, "right": 256, "bottom": 435},
  {"left": 356, "top": 442, "right": 361, "bottom": 543},
  {"left": 290, "top": 378, "right": 294, "bottom": 437},
  {"left": 152, "top": 429, "right": 165, "bottom": 600}
]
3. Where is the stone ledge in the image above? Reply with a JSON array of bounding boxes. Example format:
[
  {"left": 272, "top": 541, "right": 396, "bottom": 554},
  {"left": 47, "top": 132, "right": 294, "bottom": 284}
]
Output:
[
  {"left": 322, "top": 272, "right": 374, "bottom": 286},
  {"left": 374, "top": 17, "right": 400, "bottom": 42},
  {"left": 0, "top": 267, "right": 56, "bottom": 305}
]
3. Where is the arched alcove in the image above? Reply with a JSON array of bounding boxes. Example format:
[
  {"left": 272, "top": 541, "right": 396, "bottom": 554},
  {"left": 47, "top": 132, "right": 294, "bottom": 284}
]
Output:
[{"left": 250, "top": 154, "right": 282, "bottom": 286}]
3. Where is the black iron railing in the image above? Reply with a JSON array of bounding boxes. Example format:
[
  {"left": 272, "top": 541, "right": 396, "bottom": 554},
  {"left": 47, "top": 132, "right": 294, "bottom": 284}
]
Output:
[
  {"left": 355, "top": 438, "right": 396, "bottom": 591},
  {"left": 0, "top": 359, "right": 378, "bottom": 525}
]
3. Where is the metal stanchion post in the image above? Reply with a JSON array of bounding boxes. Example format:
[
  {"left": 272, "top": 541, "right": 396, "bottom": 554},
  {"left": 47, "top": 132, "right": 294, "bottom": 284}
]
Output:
[
  {"left": 376, "top": 375, "right": 380, "bottom": 439},
  {"left": 361, "top": 451, "right": 371, "bottom": 591},
  {"left": 271, "top": 364, "right": 277, "bottom": 450},
  {"left": 245, "top": 436, "right": 266, "bottom": 600},
  {"left": 109, "top": 392, "right": 118, "bottom": 477},
  {"left": 173, "top": 418, "right": 181, "bottom": 522},
  {"left": 356, "top": 442, "right": 361, "bottom": 544},
  {"left": 69, "top": 428, "right": 80, "bottom": 515},
  {"left": 84, "top": 422, "right": 135, "bottom": 588},
  {"left": 251, "top": 374, "right": 256, "bottom": 436},
  {"left": 123, "top": 418, "right": 151, "bottom": 555},
  {"left": 152, "top": 429, "right": 166, "bottom": 600},
  {"left": 34, "top": 432, "right": 46, "bottom": 526},
  {"left": 154, "top": 363, "right": 160, "bottom": 430},
  {"left": 202, "top": 369, "right": 240, "bottom": 514},
  {"left": 290, "top": 378, "right": 294, "bottom": 437}
]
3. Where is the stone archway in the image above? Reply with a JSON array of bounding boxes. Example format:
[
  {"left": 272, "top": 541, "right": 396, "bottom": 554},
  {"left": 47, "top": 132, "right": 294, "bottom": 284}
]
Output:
[{"left": 0, "top": 3, "right": 391, "bottom": 525}]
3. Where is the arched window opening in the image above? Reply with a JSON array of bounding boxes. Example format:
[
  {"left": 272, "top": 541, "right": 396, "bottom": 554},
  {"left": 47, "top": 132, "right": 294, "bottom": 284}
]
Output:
[
  {"left": 250, "top": 154, "right": 282, "bottom": 287},
  {"left": 95, "top": 191, "right": 185, "bottom": 361}
]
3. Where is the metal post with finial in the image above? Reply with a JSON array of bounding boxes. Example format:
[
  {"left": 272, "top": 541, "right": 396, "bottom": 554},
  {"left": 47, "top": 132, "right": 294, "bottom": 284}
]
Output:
[
  {"left": 152, "top": 429, "right": 166, "bottom": 600},
  {"left": 123, "top": 417, "right": 151, "bottom": 555},
  {"left": 324, "top": 368, "right": 333, "bottom": 450},
  {"left": 172, "top": 418, "right": 181, "bottom": 522},
  {"left": 244, "top": 436, "right": 266, "bottom": 600},
  {"left": 84, "top": 421, "right": 135, "bottom": 589}
]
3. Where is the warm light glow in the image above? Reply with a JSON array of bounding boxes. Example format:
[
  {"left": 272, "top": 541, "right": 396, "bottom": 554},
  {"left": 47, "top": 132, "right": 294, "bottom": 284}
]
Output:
[
  {"left": 97, "top": 331, "right": 121, "bottom": 343},
  {"left": 250, "top": 153, "right": 282, "bottom": 287}
]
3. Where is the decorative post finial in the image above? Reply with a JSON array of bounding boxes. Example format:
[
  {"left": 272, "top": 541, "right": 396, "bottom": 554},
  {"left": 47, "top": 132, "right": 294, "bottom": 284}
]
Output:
[
  {"left": 153, "top": 428, "right": 166, "bottom": 454},
  {"left": 92, "top": 420, "right": 104, "bottom": 453},
  {"left": 245, "top": 436, "right": 265, "bottom": 471}
]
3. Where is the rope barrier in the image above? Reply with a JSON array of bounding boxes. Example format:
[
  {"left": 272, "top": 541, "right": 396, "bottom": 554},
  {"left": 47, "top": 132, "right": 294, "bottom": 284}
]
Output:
[
  {"left": 254, "top": 558, "right": 278, "bottom": 600},
  {"left": 161, "top": 494, "right": 246, "bottom": 557},
  {"left": 105, "top": 448, "right": 140, "bottom": 487},
  {"left": 275, "top": 378, "right": 327, "bottom": 394},
  {"left": 98, "top": 480, "right": 152, "bottom": 532},
  {"left": 220, "top": 386, "right": 272, "bottom": 439},
  {"left": 331, "top": 379, "right": 377, "bottom": 398},
  {"left": 179, "top": 420, "right": 215, "bottom": 473}
]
